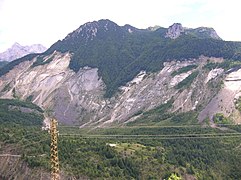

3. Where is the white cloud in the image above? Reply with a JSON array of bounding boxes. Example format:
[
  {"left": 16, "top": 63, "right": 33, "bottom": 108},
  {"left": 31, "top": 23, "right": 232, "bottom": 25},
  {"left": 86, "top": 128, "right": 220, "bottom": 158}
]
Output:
[{"left": 0, "top": 0, "right": 241, "bottom": 51}]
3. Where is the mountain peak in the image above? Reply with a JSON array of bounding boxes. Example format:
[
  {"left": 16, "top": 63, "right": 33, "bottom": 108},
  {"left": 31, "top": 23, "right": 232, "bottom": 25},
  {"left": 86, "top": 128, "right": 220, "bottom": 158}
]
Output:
[
  {"left": 165, "top": 23, "right": 184, "bottom": 39},
  {"left": 65, "top": 19, "right": 120, "bottom": 41}
]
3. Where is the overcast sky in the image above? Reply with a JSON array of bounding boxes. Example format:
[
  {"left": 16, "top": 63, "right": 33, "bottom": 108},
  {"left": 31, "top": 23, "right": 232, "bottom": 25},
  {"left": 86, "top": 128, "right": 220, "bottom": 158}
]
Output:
[{"left": 0, "top": 0, "right": 241, "bottom": 52}]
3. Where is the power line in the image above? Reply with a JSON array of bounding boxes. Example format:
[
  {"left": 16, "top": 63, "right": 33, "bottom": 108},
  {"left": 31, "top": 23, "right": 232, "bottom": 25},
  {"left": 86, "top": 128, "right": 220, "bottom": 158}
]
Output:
[
  {"left": 58, "top": 133, "right": 241, "bottom": 140},
  {"left": 58, "top": 124, "right": 241, "bottom": 129}
]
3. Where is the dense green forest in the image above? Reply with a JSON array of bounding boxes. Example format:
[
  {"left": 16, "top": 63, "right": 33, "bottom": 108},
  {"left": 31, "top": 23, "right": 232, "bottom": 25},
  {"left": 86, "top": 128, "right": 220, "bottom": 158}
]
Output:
[{"left": 2, "top": 121, "right": 241, "bottom": 179}]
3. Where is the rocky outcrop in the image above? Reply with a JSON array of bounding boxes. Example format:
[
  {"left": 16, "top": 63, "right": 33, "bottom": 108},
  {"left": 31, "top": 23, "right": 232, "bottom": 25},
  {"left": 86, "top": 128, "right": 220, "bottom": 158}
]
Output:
[
  {"left": 193, "top": 27, "right": 221, "bottom": 40},
  {"left": 0, "top": 43, "right": 47, "bottom": 62},
  {"left": 165, "top": 23, "right": 184, "bottom": 39},
  {"left": 165, "top": 23, "right": 221, "bottom": 40},
  {"left": 0, "top": 50, "right": 228, "bottom": 127},
  {"left": 199, "top": 68, "right": 241, "bottom": 123}
]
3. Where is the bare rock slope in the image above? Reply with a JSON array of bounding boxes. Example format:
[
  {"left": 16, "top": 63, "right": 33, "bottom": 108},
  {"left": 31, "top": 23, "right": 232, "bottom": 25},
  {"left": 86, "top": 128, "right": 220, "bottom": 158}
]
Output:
[{"left": 1, "top": 50, "right": 237, "bottom": 127}]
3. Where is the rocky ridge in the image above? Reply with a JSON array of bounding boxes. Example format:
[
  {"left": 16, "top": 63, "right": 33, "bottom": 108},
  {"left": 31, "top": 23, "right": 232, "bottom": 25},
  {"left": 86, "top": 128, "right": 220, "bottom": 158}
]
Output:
[{"left": 165, "top": 23, "right": 221, "bottom": 40}]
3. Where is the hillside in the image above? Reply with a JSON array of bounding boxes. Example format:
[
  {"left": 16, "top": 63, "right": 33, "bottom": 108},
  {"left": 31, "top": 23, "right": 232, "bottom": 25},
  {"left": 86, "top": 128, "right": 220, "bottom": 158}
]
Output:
[
  {"left": 0, "top": 61, "right": 8, "bottom": 68},
  {"left": 45, "top": 20, "right": 241, "bottom": 97},
  {"left": 1, "top": 19, "right": 241, "bottom": 127},
  {"left": 1, "top": 19, "right": 241, "bottom": 179}
]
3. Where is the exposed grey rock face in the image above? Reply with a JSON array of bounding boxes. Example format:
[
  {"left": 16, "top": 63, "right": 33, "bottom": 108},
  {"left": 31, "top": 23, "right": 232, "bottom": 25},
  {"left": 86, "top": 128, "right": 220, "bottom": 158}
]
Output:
[
  {"left": 0, "top": 43, "right": 47, "bottom": 62},
  {"left": 165, "top": 23, "right": 184, "bottom": 39},
  {"left": 165, "top": 23, "right": 221, "bottom": 40},
  {"left": 199, "top": 68, "right": 241, "bottom": 124},
  {"left": 187, "top": 27, "right": 221, "bottom": 40},
  {"left": 1, "top": 51, "right": 233, "bottom": 127},
  {"left": 147, "top": 25, "right": 161, "bottom": 31}
]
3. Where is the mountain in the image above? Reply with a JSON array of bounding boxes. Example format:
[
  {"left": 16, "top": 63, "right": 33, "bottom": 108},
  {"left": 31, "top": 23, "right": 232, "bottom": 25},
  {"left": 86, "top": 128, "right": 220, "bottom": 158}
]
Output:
[
  {"left": 1, "top": 19, "right": 241, "bottom": 127},
  {"left": 0, "top": 43, "right": 47, "bottom": 62},
  {"left": 2, "top": 19, "right": 241, "bottom": 180}
]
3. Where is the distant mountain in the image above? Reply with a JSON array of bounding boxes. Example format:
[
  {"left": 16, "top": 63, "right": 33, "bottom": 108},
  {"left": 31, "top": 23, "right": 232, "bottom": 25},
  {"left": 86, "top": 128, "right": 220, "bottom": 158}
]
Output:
[
  {"left": 2, "top": 19, "right": 241, "bottom": 180},
  {"left": 0, "top": 43, "right": 47, "bottom": 62}
]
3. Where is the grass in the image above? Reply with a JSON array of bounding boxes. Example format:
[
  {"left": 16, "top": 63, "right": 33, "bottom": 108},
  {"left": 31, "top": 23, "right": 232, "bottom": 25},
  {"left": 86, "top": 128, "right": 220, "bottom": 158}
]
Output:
[{"left": 111, "top": 143, "right": 147, "bottom": 156}]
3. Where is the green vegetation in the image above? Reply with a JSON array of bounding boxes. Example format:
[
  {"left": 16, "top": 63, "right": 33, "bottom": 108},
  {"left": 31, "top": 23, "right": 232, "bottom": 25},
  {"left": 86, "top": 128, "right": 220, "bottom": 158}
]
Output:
[
  {"left": 170, "top": 111, "right": 198, "bottom": 125},
  {"left": 26, "top": 95, "right": 34, "bottom": 102},
  {"left": 128, "top": 99, "right": 174, "bottom": 126},
  {"left": 2, "top": 20, "right": 241, "bottom": 178},
  {"left": 0, "top": 99, "right": 43, "bottom": 126},
  {"left": 64, "top": 35, "right": 241, "bottom": 98},
  {"left": 57, "top": 125, "right": 241, "bottom": 179},
  {"left": 0, "top": 98, "right": 43, "bottom": 112},
  {"left": 1, "top": 20, "right": 241, "bottom": 97},
  {"left": 175, "top": 71, "right": 199, "bottom": 89},
  {"left": 204, "top": 60, "right": 241, "bottom": 71},
  {"left": 0, "top": 61, "right": 8, "bottom": 68},
  {"left": 3, "top": 20, "right": 239, "bottom": 98},
  {"left": 2, "top": 113, "right": 241, "bottom": 179},
  {"left": 171, "top": 64, "right": 198, "bottom": 76},
  {"left": 0, "top": 124, "right": 50, "bottom": 169},
  {"left": 127, "top": 99, "right": 198, "bottom": 127},
  {"left": 213, "top": 113, "right": 231, "bottom": 124},
  {"left": 0, "top": 99, "right": 48, "bottom": 169},
  {"left": 112, "top": 143, "right": 148, "bottom": 156},
  {"left": 84, "top": 126, "right": 222, "bottom": 136},
  {"left": 235, "top": 96, "right": 241, "bottom": 112},
  {"left": 0, "top": 53, "right": 39, "bottom": 77}
]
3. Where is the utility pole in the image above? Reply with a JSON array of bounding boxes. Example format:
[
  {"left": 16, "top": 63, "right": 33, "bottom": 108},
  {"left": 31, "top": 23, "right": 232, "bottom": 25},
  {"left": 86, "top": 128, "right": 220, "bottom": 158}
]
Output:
[{"left": 50, "top": 118, "right": 60, "bottom": 180}]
